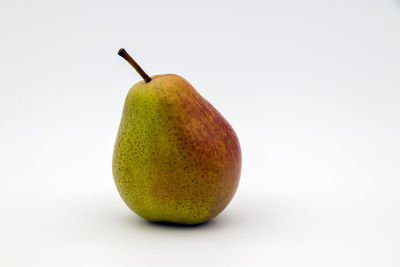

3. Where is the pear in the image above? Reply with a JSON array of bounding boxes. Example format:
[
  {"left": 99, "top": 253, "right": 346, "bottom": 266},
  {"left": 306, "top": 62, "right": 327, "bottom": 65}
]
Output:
[{"left": 112, "top": 49, "right": 241, "bottom": 225}]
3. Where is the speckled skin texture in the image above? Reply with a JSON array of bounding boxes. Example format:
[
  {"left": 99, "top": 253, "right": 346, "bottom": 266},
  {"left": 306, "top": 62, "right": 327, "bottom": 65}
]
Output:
[{"left": 112, "top": 74, "right": 241, "bottom": 225}]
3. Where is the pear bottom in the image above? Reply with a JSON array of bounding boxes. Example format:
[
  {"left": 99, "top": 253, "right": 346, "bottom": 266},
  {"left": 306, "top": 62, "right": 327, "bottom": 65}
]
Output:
[{"left": 114, "top": 171, "right": 239, "bottom": 225}]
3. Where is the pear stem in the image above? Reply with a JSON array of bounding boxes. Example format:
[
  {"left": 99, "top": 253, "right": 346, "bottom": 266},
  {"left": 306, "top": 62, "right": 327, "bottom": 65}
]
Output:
[{"left": 118, "top": 48, "right": 152, "bottom": 83}]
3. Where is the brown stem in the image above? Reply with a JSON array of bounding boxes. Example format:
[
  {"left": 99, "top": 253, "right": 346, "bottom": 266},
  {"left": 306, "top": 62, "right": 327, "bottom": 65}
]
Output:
[{"left": 118, "top": 48, "right": 152, "bottom": 83}]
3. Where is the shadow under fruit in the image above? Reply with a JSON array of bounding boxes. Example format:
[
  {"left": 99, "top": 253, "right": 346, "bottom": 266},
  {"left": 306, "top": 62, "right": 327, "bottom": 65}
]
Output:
[{"left": 112, "top": 49, "right": 241, "bottom": 225}]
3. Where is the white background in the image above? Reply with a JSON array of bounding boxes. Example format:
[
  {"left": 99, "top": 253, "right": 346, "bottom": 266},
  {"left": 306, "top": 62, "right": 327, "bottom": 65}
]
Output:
[{"left": 1, "top": 0, "right": 400, "bottom": 266}]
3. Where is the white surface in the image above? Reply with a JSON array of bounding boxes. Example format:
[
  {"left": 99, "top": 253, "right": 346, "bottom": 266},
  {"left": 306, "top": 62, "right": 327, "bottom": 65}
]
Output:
[{"left": 1, "top": 0, "right": 400, "bottom": 266}]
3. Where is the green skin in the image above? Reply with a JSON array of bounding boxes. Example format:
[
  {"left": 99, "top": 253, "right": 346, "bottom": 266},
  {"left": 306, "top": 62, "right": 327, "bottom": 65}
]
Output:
[{"left": 112, "top": 74, "right": 241, "bottom": 225}]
